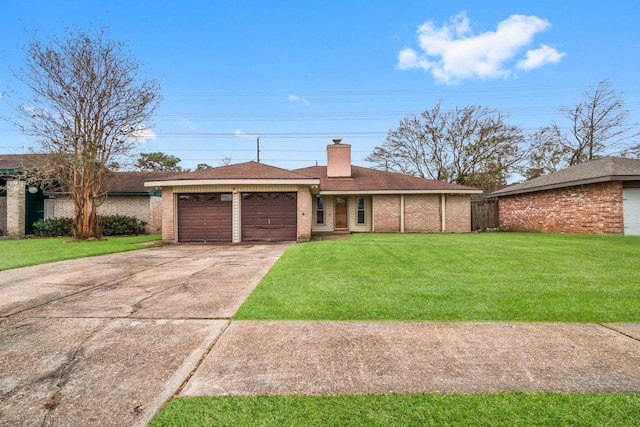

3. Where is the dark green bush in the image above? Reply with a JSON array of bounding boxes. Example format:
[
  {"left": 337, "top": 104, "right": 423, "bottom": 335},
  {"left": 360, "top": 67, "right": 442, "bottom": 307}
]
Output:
[
  {"left": 33, "top": 217, "right": 73, "bottom": 237},
  {"left": 100, "top": 215, "right": 145, "bottom": 236}
]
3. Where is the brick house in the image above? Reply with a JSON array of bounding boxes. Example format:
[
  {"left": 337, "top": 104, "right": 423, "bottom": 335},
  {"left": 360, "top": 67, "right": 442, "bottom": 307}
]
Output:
[
  {"left": 0, "top": 154, "right": 175, "bottom": 237},
  {"left": 145, "top": 139, "right": 482, "bottom": 243},
  {"left": 489, "top": 157, "right": 640, "bottom": 235}
]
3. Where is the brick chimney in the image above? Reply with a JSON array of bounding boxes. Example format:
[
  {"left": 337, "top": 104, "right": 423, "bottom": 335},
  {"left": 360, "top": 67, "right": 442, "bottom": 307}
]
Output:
[{"left": 327, "top": 138, "right": 351, "bottom": 178}]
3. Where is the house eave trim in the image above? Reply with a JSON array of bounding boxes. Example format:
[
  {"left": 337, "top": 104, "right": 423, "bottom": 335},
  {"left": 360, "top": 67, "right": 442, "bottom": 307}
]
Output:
[
  {"left": 491, "top": 175, "right": 640, "bottom": 197},
  {"left": 319, "top": 189, "right": 483, "bottom": 195},
  {"left": 144, "top": 178, "right": 320, "bottom": 187}
]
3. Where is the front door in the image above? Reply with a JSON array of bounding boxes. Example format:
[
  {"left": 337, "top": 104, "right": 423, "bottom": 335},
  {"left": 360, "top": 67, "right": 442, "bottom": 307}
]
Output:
[{"left": 335, "top": 198, "right": 347, "bottom": 229}]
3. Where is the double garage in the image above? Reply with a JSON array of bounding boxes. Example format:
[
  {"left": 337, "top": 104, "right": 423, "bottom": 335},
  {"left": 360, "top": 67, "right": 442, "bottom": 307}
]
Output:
[{"left": 177, "top": 192, "right": 298, "bottom": 242}]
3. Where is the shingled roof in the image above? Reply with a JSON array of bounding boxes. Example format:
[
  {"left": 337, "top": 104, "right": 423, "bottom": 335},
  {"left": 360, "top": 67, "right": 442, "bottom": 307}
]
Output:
[
  {"left": 294, "top": 165, "right": 482, "bottom": 194},
  {"left": 489, "top": 157, "right": 640, "bottom": 197},
  {"left": 0, "top": 154, "right": 48, "bottom": 172},
  {"left": 145, "top": 161, "right": 319, "bottom": 185}
]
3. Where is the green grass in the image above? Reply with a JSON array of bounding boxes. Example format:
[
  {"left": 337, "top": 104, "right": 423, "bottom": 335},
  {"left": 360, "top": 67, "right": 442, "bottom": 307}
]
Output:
[
  {"left": 0, "top": 234, "right": 162, "bottom": 270},
  {"left": 149, "top": 393, "right": 640, "bottom": 427},
  {"left": 235, "top": 233, "right": 640, "bottom": 322}
]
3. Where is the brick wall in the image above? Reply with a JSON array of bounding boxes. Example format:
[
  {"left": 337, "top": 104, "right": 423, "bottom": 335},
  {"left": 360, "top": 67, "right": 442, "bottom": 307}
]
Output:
[
  {"left": 373, "top": 195, "right": 401, "bottom": 232},
  {"left": 53, "top": 195, "right": 160, "bottom": 233},
  {"left": 148, "top": 196, "right": 162, "bottom": 233},
  {"left": 6, "top": 181, "right": 25, "bottom": 238},
  {"left": 498, "top": 181, "right": 624, "bottom": 234},
  {"left": 445, "top": 195, "right": 472, "bottom": 232},
  {"left": 0, "top": 196, "right": 6, "bottom": 236},
  {"left": 404, "top": 194, "right": 441, "bottom": 232},
  {"left": 161, "top": 187, "right": 175, "bottom": 241},
  {"left": 297, "top": 186, "right": 313, "bottom": 241}
]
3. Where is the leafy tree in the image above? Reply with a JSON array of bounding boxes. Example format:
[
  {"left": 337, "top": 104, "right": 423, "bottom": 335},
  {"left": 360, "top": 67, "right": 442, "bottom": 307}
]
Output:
[
  {"left": 11, "top": 27, "right": 160, "bottom": 239},
  {"left": 525, "top": 80, "right": 639, "bottom": 178},
  {"left": 195, "top": 163, "right": 213, "bottom": 171},
  {"left": 366, "top": 101, "right": 525, "bottom": 193},
  {"left": 136, "top": 152, "right": 183, "bottom": 171}
]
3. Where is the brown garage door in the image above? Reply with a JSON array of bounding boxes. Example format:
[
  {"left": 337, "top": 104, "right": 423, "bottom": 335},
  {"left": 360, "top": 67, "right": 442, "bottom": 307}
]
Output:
[
  {"left": 178, "top": 193, "right": 233, "bottom": 242},
  {"left": 241, "top": 192, "right": 297, "bottom": 241}
]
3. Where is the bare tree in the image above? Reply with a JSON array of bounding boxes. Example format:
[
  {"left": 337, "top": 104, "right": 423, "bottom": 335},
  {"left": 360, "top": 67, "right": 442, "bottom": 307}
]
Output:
[
  {"left": 366, "top": 101, "right": 525, "bottom": 193},
  {"left": 11, "top": 27, "right": 160, "bottom": 239},
  {"left": 526, "top": 80, "right": 639, "bottom": 176}
]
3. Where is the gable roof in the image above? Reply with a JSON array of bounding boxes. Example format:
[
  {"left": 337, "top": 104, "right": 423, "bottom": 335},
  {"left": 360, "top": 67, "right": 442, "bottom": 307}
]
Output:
[
  {"left": 294, "top": 165, "right": 482, "bottom": 194},
  {"left": 144, "top": 161, "right": 320, "bottom": 187},
  {"left": 489, "top": 157, "right": 640, "bottom": 197}
]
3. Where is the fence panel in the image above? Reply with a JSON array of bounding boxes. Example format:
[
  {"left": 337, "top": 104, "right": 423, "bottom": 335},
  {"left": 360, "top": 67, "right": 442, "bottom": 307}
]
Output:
[{"left": 471, "top": 199, "right": 499, "bottom": 231}]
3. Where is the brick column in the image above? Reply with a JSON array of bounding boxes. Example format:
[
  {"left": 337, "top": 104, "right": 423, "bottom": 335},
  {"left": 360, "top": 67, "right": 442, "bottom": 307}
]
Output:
[
  {"left": 7, "top": 180, "right": 25, "bottom": 238},
  {"left": 161, "top": 187, "right": 175, "bottom": 241}
]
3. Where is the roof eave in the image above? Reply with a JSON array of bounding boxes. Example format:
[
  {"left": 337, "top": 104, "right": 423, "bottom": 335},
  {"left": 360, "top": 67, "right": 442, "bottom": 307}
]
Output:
[
  {"left": 490, "top": 175, "right": 640, "bottom": 197},
  {"left": 144, "top": 178, "right": 321, "bottom": 187},
  {"left": 320, "top": 189, "right": 483, "bottom": 195}
]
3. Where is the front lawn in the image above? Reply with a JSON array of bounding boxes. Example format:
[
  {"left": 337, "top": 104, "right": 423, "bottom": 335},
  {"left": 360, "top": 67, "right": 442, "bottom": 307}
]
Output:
[
  {"left": 0, "top": 234, "right": 162, "bottom": 270},
  {"left": 235, "top": 233, "right": 640, "bottom": 322},
  {"left": 149, "top": 393, "right": 640, "bottom": 427}
]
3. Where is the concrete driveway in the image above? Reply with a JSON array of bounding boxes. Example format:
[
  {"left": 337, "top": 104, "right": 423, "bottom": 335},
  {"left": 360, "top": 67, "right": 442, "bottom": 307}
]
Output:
[{"left": 0, "top": 243, "right": 290, "bottom": 427}]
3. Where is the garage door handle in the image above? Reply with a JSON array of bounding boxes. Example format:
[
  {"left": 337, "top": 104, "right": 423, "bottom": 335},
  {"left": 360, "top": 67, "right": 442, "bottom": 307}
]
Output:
[{"left": 268, "top": 218, "right": 271, "bottom": 224}]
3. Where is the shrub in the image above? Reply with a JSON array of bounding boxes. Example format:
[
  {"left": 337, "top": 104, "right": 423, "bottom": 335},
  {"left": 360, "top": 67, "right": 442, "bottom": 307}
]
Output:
[
  {"left": 33, "top": 217, "right": 73, "bottom": 237},
  {"left": 100, "top": 215, "right": 145, "bottom": 236}
]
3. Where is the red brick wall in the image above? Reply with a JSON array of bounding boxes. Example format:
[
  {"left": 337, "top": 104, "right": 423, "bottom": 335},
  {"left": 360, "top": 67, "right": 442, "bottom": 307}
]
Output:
[
  {"left": 498, "top": 182, "right": 624, "bottom": 234},
  {"left": 373, "top": 195, "right": 401, "bottom": 232},
  {"left": 445, "top": 194, "right": 472, "bottom": 232},
  {"left": 404, "top": 194, "right": 441, "bottom": 232}
]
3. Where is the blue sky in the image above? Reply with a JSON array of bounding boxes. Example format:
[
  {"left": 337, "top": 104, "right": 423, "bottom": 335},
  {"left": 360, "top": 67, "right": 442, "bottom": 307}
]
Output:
[{"left": 1, "top": 0, "right": 639, "bottom": 171}]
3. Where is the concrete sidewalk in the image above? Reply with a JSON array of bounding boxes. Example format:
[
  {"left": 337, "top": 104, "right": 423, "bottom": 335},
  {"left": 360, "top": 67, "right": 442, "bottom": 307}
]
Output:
[{"left": 182, "top": 321, "right": 640, "bottom": 397}]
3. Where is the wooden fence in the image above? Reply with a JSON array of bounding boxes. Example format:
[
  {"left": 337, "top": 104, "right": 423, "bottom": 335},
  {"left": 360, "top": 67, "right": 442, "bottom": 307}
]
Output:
[{"left": 471, "top": 199, "right": 499, "bottom": 231}]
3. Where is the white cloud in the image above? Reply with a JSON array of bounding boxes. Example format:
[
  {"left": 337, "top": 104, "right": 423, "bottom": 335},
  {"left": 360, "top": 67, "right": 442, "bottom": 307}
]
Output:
[
  {"left": 234, "top": 129, "right": 258, "bottom": 139},
  {"left": 398, "top": 11, "right": 565, "bottom": 84},
  {"left": 132, "top": 124, "right": 156, "bottom": 142},
  {"left": 288, "top": 94, "right": 309, "bottom": 104},
  {"left": 516, "top": 44, "right": 566, "bottom": 70}
]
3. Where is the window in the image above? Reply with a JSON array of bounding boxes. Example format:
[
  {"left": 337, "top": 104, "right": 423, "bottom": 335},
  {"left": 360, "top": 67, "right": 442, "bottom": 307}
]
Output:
[
  {"left": 316, "top": 197, "right": 324, "bottom": 225},
  {"left": 193, "top": 194, "right": 204, "bottom": 202},
  {"left": 207, "top": 194, "right": 218, "bottom": 201},
  {"left": 220, "top": 193, "right": 232, "bottom": 202},
  {"left": 357, "top": 197, "right": 365, "bottom": 224}
]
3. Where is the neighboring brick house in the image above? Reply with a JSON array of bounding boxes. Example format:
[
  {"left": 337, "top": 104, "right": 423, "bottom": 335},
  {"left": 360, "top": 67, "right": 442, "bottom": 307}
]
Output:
[
  {"left": 489, "top": 157, "right": 640, "bottom": 235},
  {"left": 47, "top": 171, "right": 179, "bottom": 234},
  {"left": 145, "top": 139, "right": 482, "bottom": 243},
  {"left": 0, "top": 154, "right": 176, "bottom": 237}
]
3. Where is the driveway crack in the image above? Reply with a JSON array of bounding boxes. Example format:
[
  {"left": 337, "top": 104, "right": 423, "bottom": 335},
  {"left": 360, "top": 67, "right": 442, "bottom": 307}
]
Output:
[
  {"left": 40, "top": 320, "right": 110, "bottom": 426},
  {"left": 599, "top": 323, "right": 640, "bottom": 342}
]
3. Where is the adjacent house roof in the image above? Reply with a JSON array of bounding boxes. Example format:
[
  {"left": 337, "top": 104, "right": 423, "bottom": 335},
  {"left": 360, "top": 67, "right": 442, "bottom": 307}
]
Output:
[
  {"left": 489, "top": 157, "right": 640, "bottom": 197},
  {"left": 0, "top": 154, "right": 48, "bottom": 173},
  {"left": 144, "top": 161, "right": 320, "bottom": 187},
  {"left": 108, "top": 171, "right": 190, "bottom": 193},
  {"left": 294, "top": 165, "right": 482, "bottom": 194}
]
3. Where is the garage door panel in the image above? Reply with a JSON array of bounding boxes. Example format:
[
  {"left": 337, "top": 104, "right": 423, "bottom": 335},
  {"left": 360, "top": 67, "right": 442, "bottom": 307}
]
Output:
[
  {"left": 623, "top": 188, "right": 640, "bottom": 236},
  {"left": 241, "top": 192, "right": 297, "bottom": 241},
  {"left": 178, "top": 193, "right": 232, "bottom": 242}
]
